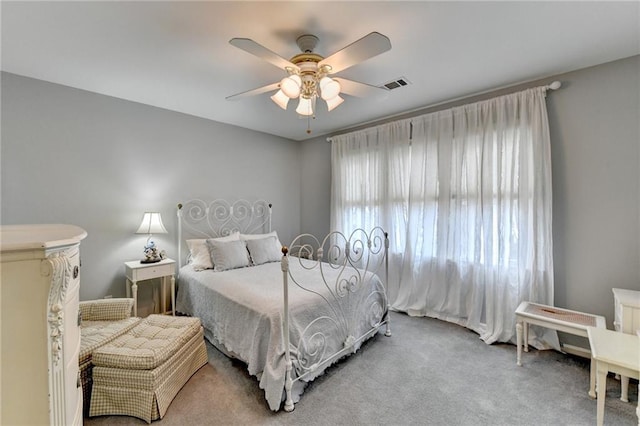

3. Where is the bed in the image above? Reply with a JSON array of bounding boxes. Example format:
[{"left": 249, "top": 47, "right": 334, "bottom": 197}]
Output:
[{"left": 175, "top": 199, "right": 390, "bottom": 411}]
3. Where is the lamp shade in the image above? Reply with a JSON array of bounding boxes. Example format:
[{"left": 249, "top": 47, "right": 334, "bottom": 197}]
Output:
[
  {"left": 325, "top": 95, "right": 344, "bottom": 112},
  {"left": 296, "top": 97, "right": 314, "bottom": 116},
  {"left": 270, "top": 90, "right": 289, "bottom": 110},
  {"left": 135, "top": 212, "right": 168, "bottom": 234}
]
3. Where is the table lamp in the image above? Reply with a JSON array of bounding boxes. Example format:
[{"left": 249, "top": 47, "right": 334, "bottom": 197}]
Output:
[{"left": 135, "top": 212, "right": 168, "bottom": 263}]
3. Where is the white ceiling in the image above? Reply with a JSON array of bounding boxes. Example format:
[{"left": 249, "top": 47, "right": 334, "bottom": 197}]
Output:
[{"left": 2, "top": 1, "right": 639, "bottom": 141}]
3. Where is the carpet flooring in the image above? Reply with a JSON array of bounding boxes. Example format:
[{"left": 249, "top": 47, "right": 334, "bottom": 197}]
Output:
[{"left": 85, "top": 311, "right": 638, "bottom": 425}]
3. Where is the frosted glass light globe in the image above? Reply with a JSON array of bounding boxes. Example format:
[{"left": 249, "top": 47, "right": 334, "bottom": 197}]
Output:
[
  {"left": 320, "top": 77, "right": 340, "bottom": 100},
  {"left": 281, "top": 75, "right": 301, "bottom": 98}
]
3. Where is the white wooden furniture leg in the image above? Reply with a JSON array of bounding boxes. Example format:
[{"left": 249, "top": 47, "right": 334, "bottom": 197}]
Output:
[
  {"left": 596, "top": 362, "right": 607, "bottom": 426},
  {"left": 132, "top": 281, "right": 138, "bottom": 317},
  {"left": 621, "top": 376, "right": 630, "bottom": 402},
  {"left": 125, "top": 276, "right": 137, "bottom": 316},
  {"left": 161, "top": 277, "right": 167, "bottom": 316},
  {"left": 516, "top": 321, "right": 523, "bottom": 366},
  {"left": 590, "top": 356, "right": 596, "bottom": 400},
  {"left": 171, "top": 275, "right": 176, "bottom": 316},
  {"left": 636, "top": 383, "right": 640, "bottom": 426},
  {"left": 637, "top": 382, "right": 640, "bottom": 426}
]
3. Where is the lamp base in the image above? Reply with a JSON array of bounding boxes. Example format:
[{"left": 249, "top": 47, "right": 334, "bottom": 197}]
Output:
[{"left": 140, "top": 257, "right": 162, "bottom": 264}]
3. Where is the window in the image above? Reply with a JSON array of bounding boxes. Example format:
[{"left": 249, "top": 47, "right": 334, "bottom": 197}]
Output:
[{"left": 330, "top": 87, "right": 554, "bottom": 345}]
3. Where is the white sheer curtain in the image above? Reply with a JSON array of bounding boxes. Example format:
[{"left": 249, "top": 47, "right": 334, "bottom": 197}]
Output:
[
  {"left": 331, "top": 119, "right": 411, "bottom": 245},
  {"left": 330, "top": 87, "right": 557, "bottom": 346}
]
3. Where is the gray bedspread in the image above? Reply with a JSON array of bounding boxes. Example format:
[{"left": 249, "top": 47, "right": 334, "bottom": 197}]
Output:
[{"left": 176, "top": 258, "right": 386, "bottom": 411}]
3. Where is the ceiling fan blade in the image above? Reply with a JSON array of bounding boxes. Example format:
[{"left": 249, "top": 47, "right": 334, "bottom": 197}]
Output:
[
  {"left": 229, "top": 38, "right": 299, "bottom": 71},
  {"left": 319, "top": 32, "right": 391, "bottom": 74},
  {"left": 335, "top": 78, "right": 387, "bottom": 98},
  {"left": 226, "top": 82, "right": 280, "bottom": 101}
]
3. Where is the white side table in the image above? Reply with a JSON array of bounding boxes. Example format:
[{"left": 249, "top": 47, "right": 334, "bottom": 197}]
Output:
[
  {"left": 587, "top": 326, "right": 640, "bottom": 426},
  {"left": 125, "top": 258, "right": 176, "bottom": 316}
]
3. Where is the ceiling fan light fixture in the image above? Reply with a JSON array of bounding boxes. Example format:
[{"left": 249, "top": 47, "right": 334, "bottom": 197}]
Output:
[
  {"left": 296, "top": 96, "right": 314, "bottom": 116},
  {"left": 270, "top": 90, "right": 289, "bottom": 109},
  {"left": 325, "top": 95, "right": 344, "bottom": 112},
  {"left": 320, "top": 77, "right": 341, "bottom": 100},
  {"left": 319, "top": 76, "right": 333, "bottom": 90},
  {"left": 280, "top": 75, "right": 301, "bottom": 98},
  {"left": 228, "top": 32, "right": 392, "bottom": 134}
]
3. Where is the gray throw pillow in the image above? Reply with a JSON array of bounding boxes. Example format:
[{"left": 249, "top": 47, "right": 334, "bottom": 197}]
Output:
[
  {"left": 206, "top": 239, "right": 250, "bottom": 272},
  {"left": 246, "top": 236, "right": 281, "bottom": 265}
]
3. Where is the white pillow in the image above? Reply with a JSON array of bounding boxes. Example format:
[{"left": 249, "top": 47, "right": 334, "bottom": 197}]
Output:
[
  {"left": 207, "top": 239, "right": 250, "bottom": 272},
  {"left": 246, "top": 236, "right": 282, "bottom": 265},
  {"left": 187, "top": 232, "right": 239, "bottom": 271},
  {"left": 240, "top": 231, "right": 283, "bottom": 248}
]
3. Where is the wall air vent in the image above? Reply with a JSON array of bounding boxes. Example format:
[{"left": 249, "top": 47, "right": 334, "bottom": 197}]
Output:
[{"left": 381, "top": 77, "right": 411, "bottom": 90}]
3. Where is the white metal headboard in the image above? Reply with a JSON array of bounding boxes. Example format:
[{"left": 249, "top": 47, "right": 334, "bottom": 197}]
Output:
[{"left": 176, "top": 199, "right": 272, "bottom": 270}]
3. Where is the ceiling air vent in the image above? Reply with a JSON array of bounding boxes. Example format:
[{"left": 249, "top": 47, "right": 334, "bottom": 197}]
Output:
[{"left": 381, "top": 77, "right": 411, "bottom": 90}]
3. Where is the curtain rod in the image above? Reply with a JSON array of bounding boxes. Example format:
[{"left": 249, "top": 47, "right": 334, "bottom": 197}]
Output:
[{"left": 326, "top": 80, "right": 562, "bottom": 142}]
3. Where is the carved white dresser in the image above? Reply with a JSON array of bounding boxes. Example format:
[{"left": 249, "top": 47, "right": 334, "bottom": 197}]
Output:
[{"left": 1, "top": 224, "right": 87, "bottom": 425}]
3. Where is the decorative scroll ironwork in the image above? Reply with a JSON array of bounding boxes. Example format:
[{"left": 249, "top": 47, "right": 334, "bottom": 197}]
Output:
[
  {"left": 177, "top": 199, "right": 272, "bottom": 268},
  {"left": 180, "top": 199, "right": 271, "bottom": 237},
  {"left": 281, "top": 227, "right": 390, "bottom": 410}
]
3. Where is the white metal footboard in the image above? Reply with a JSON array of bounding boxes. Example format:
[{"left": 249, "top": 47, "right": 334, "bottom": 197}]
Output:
[{"left": 280, "top": 227, "right": 391, "bottom": 412}]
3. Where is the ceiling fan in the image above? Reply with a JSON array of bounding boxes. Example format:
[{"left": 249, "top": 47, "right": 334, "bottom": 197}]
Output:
[{"left": 226, "top": 32, "right": 392, "bottom": 130}]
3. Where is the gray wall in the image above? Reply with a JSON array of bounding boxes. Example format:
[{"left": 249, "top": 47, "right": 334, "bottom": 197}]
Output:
[
  {"left": 299, "top": 136, "right": 331, "bottom": 239},
  {"left": 3, "top": 54, "right": 639, "bottom": 331},
  {"left": 300, "top": 55, "right": 640, "bottom": 333},
  {"left": 1, "top": 72, "right": 301, "bottom": 312}
]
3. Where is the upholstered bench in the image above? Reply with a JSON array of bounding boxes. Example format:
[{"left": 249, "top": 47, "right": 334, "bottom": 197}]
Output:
[
  {"left": 79, "top": 298, "right": 141, "bottom": 416},
  {"left": 89, "top": 314, "right": 207, "bottom": 423}
]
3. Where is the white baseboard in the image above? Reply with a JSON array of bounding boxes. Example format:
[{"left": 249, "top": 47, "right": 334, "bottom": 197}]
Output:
[{"left": 561, "top": 343, "right": 591, "bottom": 359}]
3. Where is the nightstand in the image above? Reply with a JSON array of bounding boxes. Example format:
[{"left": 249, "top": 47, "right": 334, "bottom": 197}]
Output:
[{"left": 125, "top": 258, "right": 176, "bottom": 316}]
